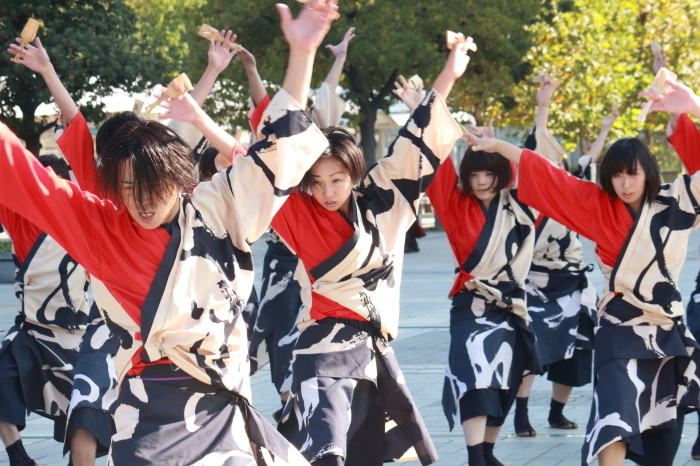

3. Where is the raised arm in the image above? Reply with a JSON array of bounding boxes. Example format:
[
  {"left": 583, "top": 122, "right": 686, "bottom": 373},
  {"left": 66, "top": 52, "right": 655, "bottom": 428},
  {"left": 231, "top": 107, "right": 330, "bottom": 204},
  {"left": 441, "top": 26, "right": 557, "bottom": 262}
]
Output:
[
  {"left": 8, "top": 37, "right": 78, "bottom": 126},
  {"left": 238, "top": 47, "right": 268, "bottom": 108},
  {"left": 468, "top": 135, "right": 622, "bottom": 243},
  {"left": 365, "top": 43, "right": 467, "bottom": 219},
  {"left": 588, "top": 105, "right": 620, "bottom": 163},
  {"left": 189, "top": 30, "right": 238, "bottom": 107},
  {"left": 534, "top": 70, "right": 560, "bottom": 130},
  {"left": 179, "top": 1, "right": 337, "bottom": 243},
  {"left": 323, "top": 27, "right": 354, "bottom": 90},
  {"left": 0, "top": 123, "right": 110, "bottom": 276}
]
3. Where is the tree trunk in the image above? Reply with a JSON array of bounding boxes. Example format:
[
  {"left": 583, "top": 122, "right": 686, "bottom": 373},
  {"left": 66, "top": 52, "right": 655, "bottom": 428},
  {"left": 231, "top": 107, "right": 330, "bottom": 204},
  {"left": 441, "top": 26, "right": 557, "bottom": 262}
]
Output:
[
  {"left": 23, "top": 132, "right": 42, "bottom": 157},
  {"left": 359, "top": 107, "right": 378, "bottom": 164}
]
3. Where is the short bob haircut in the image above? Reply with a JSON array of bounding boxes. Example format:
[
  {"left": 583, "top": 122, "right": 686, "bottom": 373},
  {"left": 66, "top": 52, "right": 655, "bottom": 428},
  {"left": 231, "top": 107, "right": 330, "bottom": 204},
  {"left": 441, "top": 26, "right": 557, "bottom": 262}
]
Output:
[
  {"left": 599, "top": 138, "right": 661, "bottom": 206},
  {"left": 195, "top": 146, "right": 219, "bottom": 182},
  {"left": 96, "top": 111, "right": 143, "bottom": 158},
  {"left": 38, "top": 154, "right": 71, "bottom": 181},
  {"left": 459, "top": 146, "right": 513, "bottom": 195},
  {"left": 298, "top": 127, "right": 366, "bottom": 192},
  {"left": 97, "top": 120, "right": 197, "bottom": 210}
]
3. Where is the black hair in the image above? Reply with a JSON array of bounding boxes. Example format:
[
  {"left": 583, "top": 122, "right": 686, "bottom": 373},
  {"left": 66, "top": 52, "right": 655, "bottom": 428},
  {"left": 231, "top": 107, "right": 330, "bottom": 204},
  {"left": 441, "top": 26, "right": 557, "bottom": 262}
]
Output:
[
  {"left": 96, "top": 112, "right": 143, "bottom": 158},
  {"left": 97, "top": 120, "right": 196, "bottom": 210},
  {"left": 459, "top": 146, "right": 513, "bottom": 195},
  {"left": 195, "top": 147, "right": 219, "bottom": 181},
  {"left": 599, "top": 138, "right": 661, "bottom": 206},
  {"left": 299, "top": 127, "right": 366, "bottom": 192},
  {"left": 38, "top": 154, "right": 71, "bottom": 181}
]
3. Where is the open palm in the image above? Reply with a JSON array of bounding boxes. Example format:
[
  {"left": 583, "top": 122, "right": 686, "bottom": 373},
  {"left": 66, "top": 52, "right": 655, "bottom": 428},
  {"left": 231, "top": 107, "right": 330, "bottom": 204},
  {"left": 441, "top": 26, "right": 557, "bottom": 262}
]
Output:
[{"left": 277, "top": 0, "right": 339, "bottom": 53}]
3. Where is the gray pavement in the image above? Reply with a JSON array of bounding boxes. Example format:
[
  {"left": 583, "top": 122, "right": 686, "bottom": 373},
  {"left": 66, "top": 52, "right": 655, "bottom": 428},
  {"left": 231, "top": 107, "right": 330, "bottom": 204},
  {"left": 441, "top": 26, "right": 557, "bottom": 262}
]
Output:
[{"left": 2, "top": 231, "right": 700, "bottom": 465}]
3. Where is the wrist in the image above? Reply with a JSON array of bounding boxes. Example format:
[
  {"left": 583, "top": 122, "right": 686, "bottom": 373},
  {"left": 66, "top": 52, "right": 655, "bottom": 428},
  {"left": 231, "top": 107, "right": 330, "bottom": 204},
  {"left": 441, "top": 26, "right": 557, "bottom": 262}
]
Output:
[
  {"left": 204, "top": 64, "right": 223, "bottom": 77},
  {"left": 40, "top": 62, "right": 56, "bottom": 78},
  {"left": 334, "top": 51, "right": 346, "bottom": 58}
]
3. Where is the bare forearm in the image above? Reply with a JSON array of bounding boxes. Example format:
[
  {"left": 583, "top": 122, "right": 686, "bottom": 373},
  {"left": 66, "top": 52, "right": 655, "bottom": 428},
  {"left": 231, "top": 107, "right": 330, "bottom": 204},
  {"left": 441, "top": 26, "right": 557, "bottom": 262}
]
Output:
[
  {"left": 190, "top": 66, "right": 220, "bottom": 107},
  {"left": 191, "top": 107, "right": 237, "bottom": 157},
  {"left": 535, "top": 104, "right": 549, "bottom": 130},
  {"left": 41, "top": 65, "right": 79, "bottom": 126},
  {"left": 588, "top": 126, "right": 612, "bottom": 163},
  {"left": 494, "top": 140, "right": 523, "bottom": 164},
  {"left": 324, "top": 53, "right": 345, "bottom": 89},
  {"left": 245, "top": 65, "right": 267, "bottom": 107},
  {"left": 432, "top": 70, "right": 455, "bottom": 101},
  {"left": 283, "top": 48, "right": 314, "bottom": 106}
]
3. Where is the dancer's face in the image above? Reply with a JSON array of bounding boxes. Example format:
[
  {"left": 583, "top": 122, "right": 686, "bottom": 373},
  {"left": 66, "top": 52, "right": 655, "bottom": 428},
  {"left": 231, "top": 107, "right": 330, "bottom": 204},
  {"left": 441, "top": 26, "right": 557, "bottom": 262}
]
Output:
[
  {"left": 119, "top": 161, "right": 180, "bottom": 229},
  {"left": 469, "top": 170, "right": 498, "bottom": 205},
  {"left": 612, "top": 161, "right": 646, "bottom": 212},
  {"left": 309, "top": 158, "right": 354, "bottom": 216}
]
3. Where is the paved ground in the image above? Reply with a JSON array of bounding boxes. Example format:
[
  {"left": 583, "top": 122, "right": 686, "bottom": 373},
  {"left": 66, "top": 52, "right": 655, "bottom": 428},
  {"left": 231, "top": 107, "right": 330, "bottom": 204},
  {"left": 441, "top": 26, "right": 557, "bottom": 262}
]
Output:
[{"left": 2, "top": 231, "right": 700, "bottom": 465}]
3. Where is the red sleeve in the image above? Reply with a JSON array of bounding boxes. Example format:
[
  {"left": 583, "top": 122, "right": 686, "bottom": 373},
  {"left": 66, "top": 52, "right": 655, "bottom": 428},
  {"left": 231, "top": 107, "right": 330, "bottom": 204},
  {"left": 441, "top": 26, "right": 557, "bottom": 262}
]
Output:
[
  {"left": 248, "top": 94, "right": 271, "bottom": 135},
  {"left": 0, "top": 205, "right": 42, "bottom": 263},
  {"left": 56, "top": 112, "right": 99, "bottom": 193},
  {"left": 668, "top": 114, "right": 700, "bottom": 175},
  {"left": 518, "top": 149, "right": 633, "bottom": 248},
  {"left": 426, "top": 158, "right": 462, "bottom": 231}
]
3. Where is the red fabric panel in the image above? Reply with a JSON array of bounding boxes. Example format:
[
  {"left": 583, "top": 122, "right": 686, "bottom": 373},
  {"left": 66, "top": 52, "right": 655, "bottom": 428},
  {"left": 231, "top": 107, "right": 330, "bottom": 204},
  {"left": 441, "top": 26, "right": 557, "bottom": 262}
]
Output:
[
  {"left": 518, "top": 149, "right": 633, "bottom": 267},
  {"left": 668, "top": 114, "right": 700, "bottom": 175},
  {"left": 272, "top": 191, "right": 365, "bottom": 321},
  {"left": 425, "top": 159, "right": 485, "bottom": 297}
]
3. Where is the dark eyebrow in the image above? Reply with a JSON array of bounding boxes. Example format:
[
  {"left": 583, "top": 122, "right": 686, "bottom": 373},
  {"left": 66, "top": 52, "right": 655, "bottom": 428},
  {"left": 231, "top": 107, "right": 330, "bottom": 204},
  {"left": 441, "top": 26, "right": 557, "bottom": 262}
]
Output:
[{"left": 311, "top": 171, "right": 345, "bottom": 178}]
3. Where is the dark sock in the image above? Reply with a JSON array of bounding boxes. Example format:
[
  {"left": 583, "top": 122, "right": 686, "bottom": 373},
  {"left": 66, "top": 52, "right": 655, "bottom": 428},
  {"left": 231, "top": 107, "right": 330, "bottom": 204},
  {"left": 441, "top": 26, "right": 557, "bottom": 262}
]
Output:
[
  {"left": 483, "top": 442, "right": 504, "bottom": 466},
  {"left": 466, "top": 443, "right": 487, "bottom": 466},
  {"left": 548, "top": 398, "right": 577, "bottom": 427},
  {"left": 6, "top": 440, "right": 35, "bottom": 466},
  {"left": 514, "top": 396, "right": 535, "bottom": 435}
]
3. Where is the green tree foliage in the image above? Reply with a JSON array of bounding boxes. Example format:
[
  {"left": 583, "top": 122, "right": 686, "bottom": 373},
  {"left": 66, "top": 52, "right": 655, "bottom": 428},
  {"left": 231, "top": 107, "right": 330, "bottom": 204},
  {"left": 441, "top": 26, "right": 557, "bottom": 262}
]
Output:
[
  {"left": 176, "top": 0, "right": 540, "bottom": 161},
  {"left": 0, "top": 1, "right": 177, "bottom": 155},
  {"left": 496, "top": 0, "right": 700, "bottom": 166}
]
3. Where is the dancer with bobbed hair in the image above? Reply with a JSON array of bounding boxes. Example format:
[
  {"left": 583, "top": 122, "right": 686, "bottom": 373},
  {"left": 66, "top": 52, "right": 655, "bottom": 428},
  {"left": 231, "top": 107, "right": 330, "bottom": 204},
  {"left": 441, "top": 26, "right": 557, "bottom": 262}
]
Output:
[{"left": 466, "top": 79, "right": 700, "bottom": 466}]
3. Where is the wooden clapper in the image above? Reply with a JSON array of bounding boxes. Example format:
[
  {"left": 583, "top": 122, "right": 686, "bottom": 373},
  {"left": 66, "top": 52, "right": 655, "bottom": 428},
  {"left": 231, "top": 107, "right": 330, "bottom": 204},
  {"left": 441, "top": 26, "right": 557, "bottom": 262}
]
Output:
[
  {"left": 447, "top": 31, "right": 477, "bottom": 53},
  {"left": 14, "top": 18, "right": 41, "bottom": 61},
  {"left": 144, "top": 73, "right": 194, "bottom": 114},
  {"left": 637, "top": 67, "right": 677, "bottom": 123},
  {"left": 198, "top": 24, "right": 243, "bottom": 52},
  {"left": 395, "top": 75, "right": 423, "bottom": 96}
]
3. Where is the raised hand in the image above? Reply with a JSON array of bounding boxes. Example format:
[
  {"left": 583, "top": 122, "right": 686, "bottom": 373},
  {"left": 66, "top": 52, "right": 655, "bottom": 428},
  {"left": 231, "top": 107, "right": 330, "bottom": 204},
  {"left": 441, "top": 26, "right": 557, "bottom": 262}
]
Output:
[
  {"left": 236, "top": 46, "right": 257, "bottom": 70},
  {"left": 536, "top": 70, "right": 561, "bottom": 107},
  {"left": 157, "top": 85, "right": 201, "bottom": 123},
  {"left": 7, "top": 36, "right": 51, "bottom": 74},
  {"left": 276, "top": 0, "right": 339, "bottom": 53},
  {"left": 208, "top": 30, "right": 238, "bottom": 73},
  {"left": 444, "top": 39, "right": 472, "bottom": 82},
  {"left": 467, "top": 133, "right": 500, "bottom": 153},
  {"left": 600, "top": 105, "right": 620, "bottom": 130},
  {"left": 640, "top": 79, "right": 700, "bottom": 117},
  {"left": 467, "top": 119, "right": 495, "bottom": 139},
  {"left": 326, "top": 27, "right": 355, "bottom": 57},
  {"left": 393, "top": 75, "right": 423, "bottom": 112}
]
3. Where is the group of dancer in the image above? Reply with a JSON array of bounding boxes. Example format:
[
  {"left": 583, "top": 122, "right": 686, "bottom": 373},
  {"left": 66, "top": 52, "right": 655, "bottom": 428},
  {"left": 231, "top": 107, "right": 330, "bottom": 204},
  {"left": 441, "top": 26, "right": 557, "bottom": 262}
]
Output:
[{"left": 1, "top": 1, "right": 700, "bottom": 466}]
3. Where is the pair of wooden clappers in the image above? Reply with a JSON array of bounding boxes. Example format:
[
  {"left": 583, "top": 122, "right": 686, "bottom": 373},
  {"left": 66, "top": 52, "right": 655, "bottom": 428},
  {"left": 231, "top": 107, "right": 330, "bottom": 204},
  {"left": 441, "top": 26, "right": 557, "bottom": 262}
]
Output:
[{"left": 13, "top": 18, "right": 41, "bottom": 61}]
